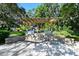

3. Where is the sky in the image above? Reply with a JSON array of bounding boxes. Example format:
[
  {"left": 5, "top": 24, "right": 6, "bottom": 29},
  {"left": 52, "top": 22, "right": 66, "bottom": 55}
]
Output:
[{"left": 18, "top": 3, "right": 40, "bottom": 11}]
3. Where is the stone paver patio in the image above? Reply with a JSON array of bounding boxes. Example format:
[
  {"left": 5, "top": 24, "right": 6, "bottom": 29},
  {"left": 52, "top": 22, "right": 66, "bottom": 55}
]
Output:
[{"left": 0, "top": 40, "right": 79, "bottom": 56}]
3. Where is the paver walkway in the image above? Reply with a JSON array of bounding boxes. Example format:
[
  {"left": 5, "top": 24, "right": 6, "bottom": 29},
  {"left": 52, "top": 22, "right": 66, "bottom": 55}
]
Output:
[{"left": 0, "top": 40, "right": 79, "bottom": 56}]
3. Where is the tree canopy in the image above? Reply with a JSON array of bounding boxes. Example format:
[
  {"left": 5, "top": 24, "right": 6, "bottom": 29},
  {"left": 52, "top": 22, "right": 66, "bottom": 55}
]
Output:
[
  {"left": 60, "top": 3, "right": 79, "bottom": 31},
  {"left": 0, "top": 3, "right": 79, "bottom": 32},
  {"left": 34, "top": 3, "right": 60, "bottom": 18},
  {"left": 0, "top": 3, "right": 28, "bottom": 28}
]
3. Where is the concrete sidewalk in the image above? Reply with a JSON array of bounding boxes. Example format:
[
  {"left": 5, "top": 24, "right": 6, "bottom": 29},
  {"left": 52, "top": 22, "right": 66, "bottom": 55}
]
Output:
[{"left": 0, "top": 40, "right": 79, "bottom": 56}]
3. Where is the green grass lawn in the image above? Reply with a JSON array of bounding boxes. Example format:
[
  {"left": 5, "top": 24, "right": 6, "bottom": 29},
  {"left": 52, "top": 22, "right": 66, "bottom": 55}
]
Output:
[
  {"left": 53, "top": 31, "right": 71, "bottom": 37},
  {"left": 53, "top": 30, "right": 79, "bottom": 41},
  {"left": 10, "top": 31, "right": 25, "bottom": 37}
]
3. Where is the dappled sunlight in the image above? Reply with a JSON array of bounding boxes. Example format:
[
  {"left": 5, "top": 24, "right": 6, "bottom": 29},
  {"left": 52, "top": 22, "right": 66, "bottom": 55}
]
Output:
[
  {"left": 0, "top": 39, "right": 78, "bottom": 56},
  {"left": 0, "top": 3, "right": 79, "bottom": 56}
]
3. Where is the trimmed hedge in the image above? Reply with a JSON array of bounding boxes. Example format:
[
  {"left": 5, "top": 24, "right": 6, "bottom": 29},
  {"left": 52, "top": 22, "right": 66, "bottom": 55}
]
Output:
[{"left": 0, "top": 30, "right": 10, "bottom": 44}]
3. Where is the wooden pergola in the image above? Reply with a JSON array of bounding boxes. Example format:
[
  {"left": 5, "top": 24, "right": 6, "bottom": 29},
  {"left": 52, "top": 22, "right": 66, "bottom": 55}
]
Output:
[{"left": 21, "top": 18, "right": 57, "bottom": 26}]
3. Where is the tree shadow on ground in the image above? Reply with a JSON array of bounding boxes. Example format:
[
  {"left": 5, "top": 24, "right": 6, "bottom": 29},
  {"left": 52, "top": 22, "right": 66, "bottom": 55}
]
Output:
[
  {"left": 0, "top": 40, "right": 78, "bottom": 56},
  {"left": 33, "top": 40, "right": 77, "bottom": 56},
  {"left": 0, "top": 41, "right": 32, "bottom": 56}
]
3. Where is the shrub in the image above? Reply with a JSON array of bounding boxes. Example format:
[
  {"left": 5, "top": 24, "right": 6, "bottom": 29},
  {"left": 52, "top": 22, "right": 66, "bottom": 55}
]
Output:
[
  {"left": 0, "top": 30, "right": 10, "bottom": 44},
  {"left": 19, "top": 25, "right": 29, "bottom": 31}
]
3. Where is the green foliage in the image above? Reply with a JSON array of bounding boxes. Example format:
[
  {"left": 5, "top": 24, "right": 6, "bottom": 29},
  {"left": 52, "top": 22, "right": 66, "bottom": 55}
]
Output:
[
  {"left": 67, "top": 31, "right": 79, "bottom": 41},
  {"left": 27, "top": 9, "right": 35, "bottom": 18},
  {"left": 66, "top": 35, "right": 79, "bottom": 41},
  {"left": 62, "top": 25, "right": 73, "bottom": 33},
  {"left": 60, "top": 3, "right": 79, "bottom": 31},
  {"left": 72, "top": 32, "right": 79, "bottom": 36},
  {"left": 10, "top": 31, "right": 25, "bottom": 37},
  {"left": 44, "top": 22, "right": 50, "bottom": 30},
  {"left": 0, "top": 30, "right": 10, "bottom": 44},
  {"left": 0, "top": 3, "right": 79, "bottom": 41},
  {"left": 34, "top": 3, "right": 60, "bottom": 18},
  {"left": 0, "top": 3, "right": 28, "bottom": 28},
  {"left": 51, "top": 25, "right": 58, "bottom": 31},
  {"left": 19, "top": 25, "right": 29, "bottom": 31},
  {"left": 53, "top": 31, "right": 71, "bottom": 37}
]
